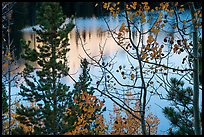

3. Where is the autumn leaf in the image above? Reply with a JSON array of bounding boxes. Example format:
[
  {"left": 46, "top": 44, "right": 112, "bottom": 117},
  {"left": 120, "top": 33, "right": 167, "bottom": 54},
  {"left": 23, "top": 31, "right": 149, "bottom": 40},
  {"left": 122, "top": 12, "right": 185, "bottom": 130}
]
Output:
[
  {"left": 119, "top": 22, "right": 125, "bottom": 32},
  {"left": 131, "top": 73, "right": 135, "bottom": 80},
  {"left": 142, "top": 2, "right": 148, "bottom": 6},
  {"left": 141, "top": 53, "right": 148, "bottom": 60},
  {"left": 140, "top": 19, "right": 146, "bottom": 23},
  {"left": 144, "top": 5, "right": 150, "bottom": 11},
  {"left": 147, "top": 35, "right": 154, "bottom": 43}
]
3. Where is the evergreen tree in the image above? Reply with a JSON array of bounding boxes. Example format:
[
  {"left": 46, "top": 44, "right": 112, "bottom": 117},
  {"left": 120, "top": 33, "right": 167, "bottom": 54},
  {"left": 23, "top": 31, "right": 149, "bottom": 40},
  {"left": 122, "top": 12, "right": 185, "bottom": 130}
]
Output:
[
  {"left": 2, "top": 83, "right": 8, "bottom": 118},
  {"left": 15, "top": 2, "right": 74, "bottom": 135},
  {"left": 73, "top": 58, "right": 94, "bottom": 95},
  {"left": 64, "top": 59, "right": 107, "bottom": 135},
  {"left": 163, "top": 78, "right": 196, "bottom": 135},
  {"left": 2, "top": 83, "right": 8, "bottom": 134}
]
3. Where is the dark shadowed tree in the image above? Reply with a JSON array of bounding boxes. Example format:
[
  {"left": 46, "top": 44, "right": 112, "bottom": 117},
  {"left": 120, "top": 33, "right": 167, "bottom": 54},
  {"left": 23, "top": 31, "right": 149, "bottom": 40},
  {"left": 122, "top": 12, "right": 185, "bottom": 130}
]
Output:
[
  {"left": 162, "top": 77, "right": 200, "bottom": 135},
  {"left": 15, "top": 2, "right": 74, "bottom": 135},
  {"left": 64, "top": 58, "right": 107, "bottom": 135}
]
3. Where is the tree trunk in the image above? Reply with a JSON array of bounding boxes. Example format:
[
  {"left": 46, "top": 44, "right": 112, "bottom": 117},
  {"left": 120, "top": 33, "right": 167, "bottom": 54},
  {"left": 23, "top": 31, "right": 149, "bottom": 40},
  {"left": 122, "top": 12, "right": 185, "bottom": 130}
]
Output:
[
  {"left": 188, "top": 2, "right": 201, "bottom": 135},
  {"left": 8, "top": 18, "right": 12, "bottom": 136}
]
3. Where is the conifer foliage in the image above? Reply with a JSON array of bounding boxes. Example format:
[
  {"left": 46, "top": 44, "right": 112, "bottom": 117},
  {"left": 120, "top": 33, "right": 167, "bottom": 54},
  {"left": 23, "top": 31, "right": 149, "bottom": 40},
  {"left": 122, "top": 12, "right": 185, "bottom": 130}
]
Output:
[
  {"left": 163, "top": 78, "right": 197, "bottom": 135},
  {"left": 2, "top": 83, "right": 8, "bottom": 127},
  {"left": 15, "top": 2, "right": 74, "bottom": 135},
  {"left": 64, "top": 59, "right": 107, "bottom": 135}
]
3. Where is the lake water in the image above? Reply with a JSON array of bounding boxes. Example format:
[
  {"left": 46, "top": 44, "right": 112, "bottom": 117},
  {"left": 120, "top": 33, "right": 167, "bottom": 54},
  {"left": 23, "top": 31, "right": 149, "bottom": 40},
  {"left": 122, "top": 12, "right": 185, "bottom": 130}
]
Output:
[{"left": 6, "top": 11, "right": 202, "bottom": 134}]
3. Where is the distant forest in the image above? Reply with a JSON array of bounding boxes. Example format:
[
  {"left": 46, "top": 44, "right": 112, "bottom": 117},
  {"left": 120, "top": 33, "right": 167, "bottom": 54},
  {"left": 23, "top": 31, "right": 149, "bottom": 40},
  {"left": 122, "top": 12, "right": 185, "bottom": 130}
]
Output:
[{"left": 10, "top": 2, "right": 201, "bottom": 58}]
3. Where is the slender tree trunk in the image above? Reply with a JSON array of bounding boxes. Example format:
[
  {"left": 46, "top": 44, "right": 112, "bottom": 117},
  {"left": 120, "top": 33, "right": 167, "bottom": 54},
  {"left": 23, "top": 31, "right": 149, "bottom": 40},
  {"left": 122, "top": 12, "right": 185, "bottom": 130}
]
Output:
[
  {"left": 188, "top": 2, "right": 201, "bottom": 135},
  {"left": 7, "top": 18, "right": 12, "bottom": 135},
  {"left": 124, "top": 7, "right": 147, "bottom": 135}
]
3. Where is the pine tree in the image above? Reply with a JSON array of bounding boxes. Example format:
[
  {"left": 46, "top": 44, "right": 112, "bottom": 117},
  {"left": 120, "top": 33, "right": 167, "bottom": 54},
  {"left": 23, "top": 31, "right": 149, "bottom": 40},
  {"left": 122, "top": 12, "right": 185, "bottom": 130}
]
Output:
[
  {"left": 15, "top": 2, "right": 74, "bottom": 135},
  {"left": 2, "top": 83, "right": 8, "bottom": 134},
  {"left": 163, "top": 78, "right": 196, "bottom": 135},
  {"left": 73, "top": 58, "right": 94, "bottom": 95},
  {"left": 2, "top": 83, "right": 8, "bottom": 118},
  {"left": 64, "top": 59, "right": 107, "bottom": 135}
]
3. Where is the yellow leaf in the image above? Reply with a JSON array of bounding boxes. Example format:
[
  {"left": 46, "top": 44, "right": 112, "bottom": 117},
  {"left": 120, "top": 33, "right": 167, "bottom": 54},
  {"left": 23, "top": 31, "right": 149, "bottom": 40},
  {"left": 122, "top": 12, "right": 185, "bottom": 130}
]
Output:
[
  {"left": 173, "top": 24, "right": 177, "bottom": 29},
  {"left": 152, "top": 46, "right": 157, "bottom": 51},
  {"left": 140, "top": 19, "right": 146, "bottom": 23},
  {"left": 126, "top": 4, "right": 129, "bottom": 9},
  {"left": 103, "top": 3, "right": 108, "bottom": 9},
  {"left": 192, "top": 19, "right": 196, "bottom": 23},
  {"left": 142, "top": 2, "right": 148, "bottom": 5},
  {"left": 147, "top": 19, "right": 151, "bottom": 23},
  {"left": 95, "top": 119, "right": 100, "bottom": 124},
  {"left": 173, "top": 47, "right": 178, "bottom": 53},
  {"left": 109, "top": 7, "right": 114, "bottom": 12},
  {"left": 141, "top": 12, "right": 146, "bottom": 19},
  {"left": 130, "top": 4, "right": 136, "bottom": 10},
  {"left": 147, "top": 35, "right": 154, "bottom": 43},
  {"left": 145, "top": 45, "right": 150, "bottom": 50},
  {"left": 141, "top": 53, "right": 148, "bottom": 60},
  {"left": 88, "top": 107, "right": 94, "bottom": 113},
  {"left": 131, "top": 74, "right": 135, "bottom": 80},
  {"left": 83, "top": 107, "right": 87, "bottom": 112},
  {"left": 119, "top": 22, "right": 125, "bottom": 32},
  {"left": 133, "top": 2, "right": 137, "bottom": 6},
  {"left": 154, "top": 29, "right": 160, "bottom": 34},
  {"left": 113, "top": 12, "right": 117, "bottom": 17},
  {"left": 159, "top": 12, "right": 163, "bottom": 17},
  {"left": 144, "top": 6, "right": 150, "bottom": 11},
  {"left": 141, "top": 50, "right": 145, "bottom": 54},
  {"left": 170, "top": 9, "right": 174, "bottom": 12},
  {"left": 161, "top": 24, "right": 165, "bottom": 28}
]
